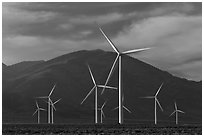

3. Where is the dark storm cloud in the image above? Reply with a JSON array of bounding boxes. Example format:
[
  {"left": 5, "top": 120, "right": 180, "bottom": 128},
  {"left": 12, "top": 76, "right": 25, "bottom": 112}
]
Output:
[
  {"left": 6, "top": 2, "right": 201, "bottom": 16},
  {"left": 2, "top": 2, "right": 202, "bottom": 81},
  {"left": 3, "top": 2, "right": 156, "bottom": 16},
  {"left": 3, "top": 2, "right": 201, "bottom": 40}
]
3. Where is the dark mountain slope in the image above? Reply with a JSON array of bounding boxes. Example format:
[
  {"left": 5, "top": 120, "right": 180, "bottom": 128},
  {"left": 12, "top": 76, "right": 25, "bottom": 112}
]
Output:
[{"left": 2, "top": 49, "right": 201, "bottom": 124}]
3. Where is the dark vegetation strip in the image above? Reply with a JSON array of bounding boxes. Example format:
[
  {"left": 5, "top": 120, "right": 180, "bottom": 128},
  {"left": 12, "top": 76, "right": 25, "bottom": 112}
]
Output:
[{"left": 2, "top": 124, "right": 202, "bottom": 135}]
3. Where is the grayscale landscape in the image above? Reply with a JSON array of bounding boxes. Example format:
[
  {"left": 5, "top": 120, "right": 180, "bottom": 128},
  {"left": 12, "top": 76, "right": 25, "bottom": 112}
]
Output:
[{"left": 2, "top": 2, "right": 202, "bottom": 135}]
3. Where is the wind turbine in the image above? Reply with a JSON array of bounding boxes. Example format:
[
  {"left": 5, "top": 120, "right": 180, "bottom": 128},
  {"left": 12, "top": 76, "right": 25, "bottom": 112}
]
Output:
[
  {"left": 32, "top": 101, "right": 46, "bottom": 124},
  {"left": 81, "top": 64, "right": 117, "bottom": 124},
  {"left": 99, "top": 26, "right": 151, "bottom": 124},
  {"left": 47, "top": 98, "right": 61, "bottom": 124},
  {"left": 169, "top": 102, "right": 185, "bottom": 125},
  {"left": 142, "top": 83, "right": 164, "bottom": 125},
  {"left": 98, "top": 101, "right": 107, "bottom": 123},
  {"left": 37, "top": 84, "right": 56, "bottom": 124}
]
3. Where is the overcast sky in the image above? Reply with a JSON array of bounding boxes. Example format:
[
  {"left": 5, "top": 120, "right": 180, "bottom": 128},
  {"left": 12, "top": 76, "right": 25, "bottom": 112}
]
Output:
[{"left": 2, "top": 2, "right": 202, "bottom": 81}]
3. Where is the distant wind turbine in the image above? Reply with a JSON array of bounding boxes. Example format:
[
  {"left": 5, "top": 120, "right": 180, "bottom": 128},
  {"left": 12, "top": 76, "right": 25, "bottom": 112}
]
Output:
[
  {"left": 81, "top": 64, "right": 117, "bottom": 124},
  {"left": 169, "top": 102, "right": 185, "bottom": 125},
  {"left": 37, "top": 84, "right": 56, "bottom": 124},
  {"left": 98, "top": 26, "right": 151, "bottom": 124},
  {"left": 46, "top": 98, "right": 61, "bottom": 124},
  {"left": 98, "top": 101, "right": 107, "bottom": 123},
  {"left": 141, "top": 83, "right": 164, "bottom": 125},
  {"left": 32, "top": 101, "right": 46, "bottom": 124}
]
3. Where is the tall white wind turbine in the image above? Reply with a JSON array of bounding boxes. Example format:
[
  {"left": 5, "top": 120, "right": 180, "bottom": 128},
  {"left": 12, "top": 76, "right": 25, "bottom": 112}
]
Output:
[
  {"left": 32, "top": 101, "right": 46, "bottom": 124},
  {"left": 142, "top": 83, "right": 164, "bottom": 125},
  {"left": 81, "top": 64, "right": 117, "bottom": 124},
  {"left": 169, "top": 102, "right": 185, "bottom": 125},
  {"left": 98, "top": 101, "right": 107, "bottom": 123},
  {"left": 99, "top": 26, "right": 151, "bottom": 124},
  {"left": 37, "top": 84, "right": 56, "bottom": 124}
]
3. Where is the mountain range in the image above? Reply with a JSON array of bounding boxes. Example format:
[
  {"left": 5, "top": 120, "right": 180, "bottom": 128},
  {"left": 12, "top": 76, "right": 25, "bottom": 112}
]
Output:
[{"left": 2, "top": 49, "right": 202, "bottom": 124}]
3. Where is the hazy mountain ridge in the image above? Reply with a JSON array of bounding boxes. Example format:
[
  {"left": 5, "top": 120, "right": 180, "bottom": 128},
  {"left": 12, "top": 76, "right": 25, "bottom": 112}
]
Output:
[{"left": 2, "top": 49, "right": 201, "bottom": 124}]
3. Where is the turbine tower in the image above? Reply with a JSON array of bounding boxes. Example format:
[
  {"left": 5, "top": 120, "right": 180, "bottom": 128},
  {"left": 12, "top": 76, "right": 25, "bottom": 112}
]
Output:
[
  {"left": 169, "top": 102, "right": 185, "bottom": 125},
  {"left": 142, "top": 83, "right": 164, "bottom": 125},
  {"left": 81, "top": 64, "right": 117, "bottom": 124},
  {"left": 37, "top": 84, "right": 56, "bottom": 124},
  {"left": 48, "top": 98, "right": 61, "bottom": 124},
  {"left": 98, "top": 26, "right": 150, "bottom": 124},
  {"left": 32, "top": 101, "right": 46, "bottom": 124},
  {"left": 98, "top": 101, "right": 107, "bottom": 123}
]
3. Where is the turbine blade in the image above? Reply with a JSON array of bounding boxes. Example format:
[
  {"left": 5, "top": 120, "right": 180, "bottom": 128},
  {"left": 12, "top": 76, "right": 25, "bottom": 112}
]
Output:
[
  {"left": 105, "top": 85, "right": 117, "bottom": 90},
  {"left": 102, "top": 110, "right": 105, "bottom": 118},
  {"left": 49, "top": 84, "right": 56, "bottom": 97},
  {"left": 123, "top": 106, "right": 132, "bottom": 113},
  {"left": 155, "top": 83, "right": 163, "bottom": 96},
  {"left": 97, "top": 85, "right": 117, "bottom": 90},
  {"left": 99, "top": 27, "right": 120, "bottom": 53},
  {"left": 177, "top": 110, "right": 185, "bottom": 113},
  {"left": 81, "top": 86, "right": 96, "bottom": 104},
  {"left": 49, "top": 99, "right": 56, "bottom": 111},
  {"left": 87, "top": 64, "right": 96, "bottom": 86},
  {"left": 112, "top": 106, "right": 119, "bottom": 111},
  {"left": 156, "top": 98, "right": 163, "bottom": 112},
  {"left": 53, "top": 98, "right": 61, "bottom": 105},
  {"left": 140, "top": 96, "right": 155, "bottom": 99},
  {"left": 122, "top": 47, "right": 151, "bottom": 55},
  {"left": 35, "top": 101, "right": 39, "bottom": 109},
  {"left": 36, "top": 96, "right": 48, "bottom": 99},
  {"left": 39, "top": 108, "right": 46, "bottom": 111},
  {"left": 52, "top": 104, "right": 56, "bottom": 111},
  {"left": 102, "top": 101, "right": 107, "bottom": 109},
  {"left": 101, "top": 54, "right": 119, "bottom": 94},
  {"left": 169, "top": 111, "right": 176, "bottom": 117},
  {"left": 32, "top": 110, "right": 38, "bottom": 116},
  {"left": 174, "top": 102, "right": 177, "bottom": 111}
]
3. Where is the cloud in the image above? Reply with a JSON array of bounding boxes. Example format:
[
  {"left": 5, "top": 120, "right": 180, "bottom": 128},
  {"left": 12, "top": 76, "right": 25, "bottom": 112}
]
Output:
[
  {"left": 57, "top": 23, "right": 73, "bottom": 30},
  {"left": 3, "top": 2, "right": 201, "bottom": 40},
  {"left": 69, "top": 12, "right": 138, "bottom": 25},
  {"left": 3, "top": 5, "right": 56, "bottom": 24},
  {"left": 3, "top": 36, "right": 42, "bottom": 48},
  {"left": 112, "top": 15, "right": 201, "bottom": 81},
  {"left": 148, "top": 3, "right": 195, "bottom": 16},
  {"left": 2, "top": 3, "right": 57, "bottom": 38}
]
